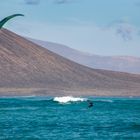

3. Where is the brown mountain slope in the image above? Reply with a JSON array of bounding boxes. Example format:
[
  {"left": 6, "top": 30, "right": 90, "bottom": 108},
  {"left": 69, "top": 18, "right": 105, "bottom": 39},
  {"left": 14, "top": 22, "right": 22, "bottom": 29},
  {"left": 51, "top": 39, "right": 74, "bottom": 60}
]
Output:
[{"left": 0, "top": 29, "right": 140, "bottom": 96}]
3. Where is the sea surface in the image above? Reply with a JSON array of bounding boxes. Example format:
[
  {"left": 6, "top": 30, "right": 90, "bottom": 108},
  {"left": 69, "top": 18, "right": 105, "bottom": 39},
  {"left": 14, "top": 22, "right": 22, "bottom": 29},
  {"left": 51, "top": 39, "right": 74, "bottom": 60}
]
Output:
[{"left": 0, "top": 96, "right": 140, "bottom": 140}]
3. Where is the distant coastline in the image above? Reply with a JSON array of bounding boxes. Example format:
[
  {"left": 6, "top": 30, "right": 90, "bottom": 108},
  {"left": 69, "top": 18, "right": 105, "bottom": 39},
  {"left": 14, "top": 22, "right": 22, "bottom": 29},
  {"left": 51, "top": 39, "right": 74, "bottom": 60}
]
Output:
[{"left": 1, "top": 29, "right": 140, "bottom": 97}]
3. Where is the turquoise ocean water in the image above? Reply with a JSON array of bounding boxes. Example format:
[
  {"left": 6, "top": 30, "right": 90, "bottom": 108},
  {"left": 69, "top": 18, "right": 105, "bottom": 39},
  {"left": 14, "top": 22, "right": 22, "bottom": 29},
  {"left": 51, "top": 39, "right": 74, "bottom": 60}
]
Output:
[{"left": 0, "top": 96, "right": 140, "bottom": 139}]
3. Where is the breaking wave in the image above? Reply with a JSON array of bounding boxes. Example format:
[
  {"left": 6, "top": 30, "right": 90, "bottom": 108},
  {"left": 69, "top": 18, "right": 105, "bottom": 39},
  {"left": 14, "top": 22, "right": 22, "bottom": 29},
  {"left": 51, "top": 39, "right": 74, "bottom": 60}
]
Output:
[{"left": 53, "top": 96, "right": 87, "bottom": 103}]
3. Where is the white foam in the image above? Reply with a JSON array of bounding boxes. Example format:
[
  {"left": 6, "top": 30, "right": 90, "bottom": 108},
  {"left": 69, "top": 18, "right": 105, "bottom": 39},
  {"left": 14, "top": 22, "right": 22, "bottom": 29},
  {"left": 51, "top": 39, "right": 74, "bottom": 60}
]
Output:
[{"left": 53, "top": 96, "right": 87, "bottom": 103}]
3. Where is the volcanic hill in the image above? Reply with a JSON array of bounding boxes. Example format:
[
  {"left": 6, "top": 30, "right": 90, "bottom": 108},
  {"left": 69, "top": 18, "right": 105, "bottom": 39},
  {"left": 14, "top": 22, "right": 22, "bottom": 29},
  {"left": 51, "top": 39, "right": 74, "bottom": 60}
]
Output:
[{"left": 0, "top": 29, "right": 140, "bottom": 96}]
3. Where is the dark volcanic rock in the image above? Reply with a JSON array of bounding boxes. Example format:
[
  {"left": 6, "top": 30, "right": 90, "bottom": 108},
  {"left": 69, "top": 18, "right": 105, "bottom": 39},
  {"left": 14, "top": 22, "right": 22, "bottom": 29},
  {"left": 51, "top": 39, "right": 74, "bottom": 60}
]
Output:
[{"left": 0, "top": 29, "right": 140, "bottom": 96}]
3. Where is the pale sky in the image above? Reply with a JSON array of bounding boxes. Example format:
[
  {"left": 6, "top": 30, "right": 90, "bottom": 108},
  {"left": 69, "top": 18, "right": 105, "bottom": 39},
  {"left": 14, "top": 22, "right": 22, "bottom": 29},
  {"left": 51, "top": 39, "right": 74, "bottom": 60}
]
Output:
[{"left": 0, "top": 0, "right": 140, "bottom": 56}]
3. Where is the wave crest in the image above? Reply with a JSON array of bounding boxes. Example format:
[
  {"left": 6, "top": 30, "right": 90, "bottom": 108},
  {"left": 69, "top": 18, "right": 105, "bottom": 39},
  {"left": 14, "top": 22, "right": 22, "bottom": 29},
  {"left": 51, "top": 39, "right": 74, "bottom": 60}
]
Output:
[{"left": 53, "top": 96, "right": 87, "bottom": 103}]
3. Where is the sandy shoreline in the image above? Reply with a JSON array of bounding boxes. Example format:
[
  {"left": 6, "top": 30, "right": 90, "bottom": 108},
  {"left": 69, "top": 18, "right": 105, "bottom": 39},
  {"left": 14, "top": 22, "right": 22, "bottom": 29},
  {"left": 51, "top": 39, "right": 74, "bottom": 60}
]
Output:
[{"left": 0, "top": 87, "right": 140, "bottom": 97}]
